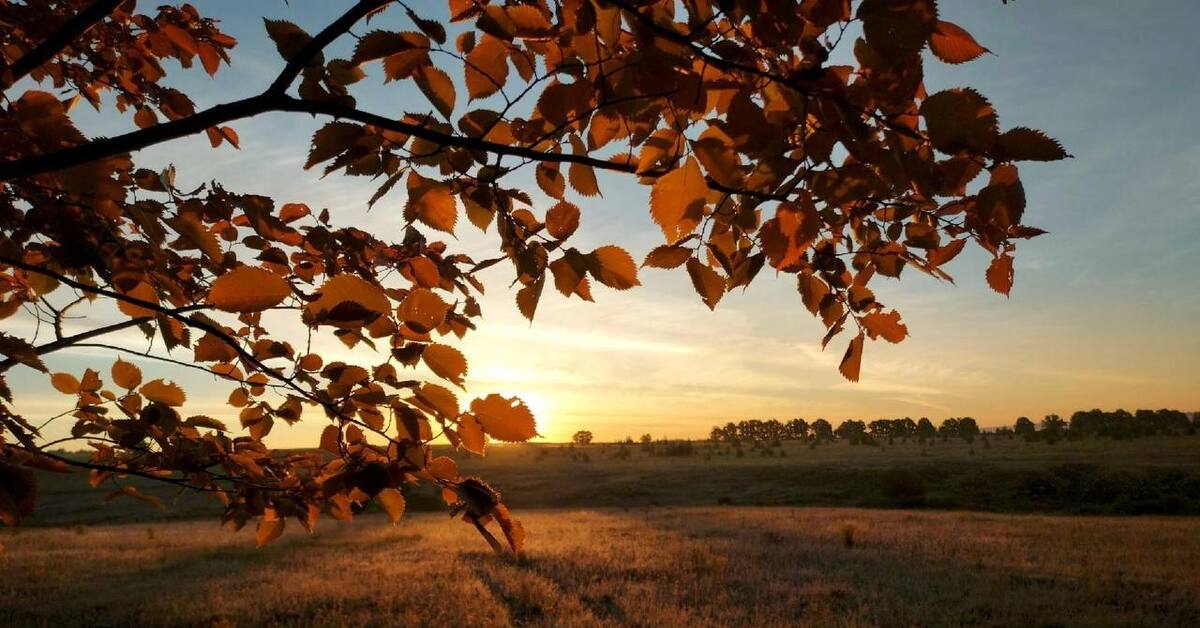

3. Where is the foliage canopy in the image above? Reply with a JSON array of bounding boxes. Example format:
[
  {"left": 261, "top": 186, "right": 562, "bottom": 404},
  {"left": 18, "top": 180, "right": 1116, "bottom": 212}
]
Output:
[{"left": 0, "top": 0, "right": 1065, "bottom": 552}]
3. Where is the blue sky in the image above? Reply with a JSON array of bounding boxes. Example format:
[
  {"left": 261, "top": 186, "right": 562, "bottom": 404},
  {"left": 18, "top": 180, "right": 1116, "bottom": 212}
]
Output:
[{"left": 12, "top": 1, "right": 1200, "bottom": 443}]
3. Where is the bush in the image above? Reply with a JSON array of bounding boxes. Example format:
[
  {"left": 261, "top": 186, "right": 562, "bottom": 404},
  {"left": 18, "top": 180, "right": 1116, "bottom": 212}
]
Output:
[{"left": 880, "top": 468, "right": 927, "bottom": 508}]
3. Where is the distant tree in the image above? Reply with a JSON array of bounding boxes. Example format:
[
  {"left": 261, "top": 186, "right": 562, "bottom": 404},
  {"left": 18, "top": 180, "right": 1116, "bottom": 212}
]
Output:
[
  {"left": 835, "top": 420, "right": 868, "bottom": 445},
  {"left": 958, "top": 417, "right": 980, "bottom": 443},
  {"left": 939, "top": 418, "right": 960, "bottom": 441},
  {"left": 1014, "top": 416, "right": 1037, "bottom": 438},
  {"left": 640, "top": 434, "right": 653, "bottom": 445},
  {"left": 1041, "top": 414, "right": 1066, "bottom": 443},
  {"left": 810, "top": 419, "right": 834, "bottom": 443},
  {"left": 571, "top": 430, "right": 594, "bottom": 446},
  {"left": 916, "top": 418, "right": 936, "bottom": 443}
]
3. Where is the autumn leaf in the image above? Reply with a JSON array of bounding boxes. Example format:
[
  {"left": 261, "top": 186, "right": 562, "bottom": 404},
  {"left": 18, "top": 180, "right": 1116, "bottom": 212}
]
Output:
[
  {"left": 111, "top": 358, "right": 142, "bottom": 390},
  {"left": 414, "top": 63, "right": 456, "bottom": 119},
  {"left": 305, "top": 274, "right": 391, "bottom": 328},
  {"left": 545, "top": 201, "right": 581, "bottom": 239},
  {"left": 686, "top": 258, "right": 725, "bottom": 310},
  {"left": 920, "top": 88, "right": 998, "bottom": 155},
  {"left": 141, "top": 379, "right": 186, "bottom": 406},
  {"left": 422, "top": 343, "right": 467, "bottom": 387},
  {"left": 586, "top": 246, "right": 640, "bottom": 290},
  {"left": 862, "top": 310, "right": 908, "bottom": 343},
  {"left": 464, "top": 35, "right": 508, "bottom": 99},
  {"left": 471, "top": 394, "right": 536, "bottom": 442},
  {"left": 839, "top": 333, "right": 865, "bottom": 382},
  {"left": 209, "top": 266, "right": 291, "bottom": 313},
  {"left": 643, "top": 245, "right": 692, "bottom": 269},
  {"left": 405, "top": 171, "right": 457, "bottom": 233},
  {"left": 376, "top": 488, "right": 406, "bottom": 524},
  {"left": 986, "top": 253, "right": 1015, "bottom": 296},
  {"left": 650, "top": 157, "right": 707, "bottom": 242},
  {"left": 50, "top": 373, "right": 80, "bottom": 395},
  {"left": 930, "top": 21, "right": 990, "bottom": 64},
  {"left": 397, "top": 288, "right": 450, "bottom": 333},
  {"left": 255, "top": 508, "right": 285, "bottom": 547},
  {"left": 458, "top": 414, "right": 486, "bottom": 454}
]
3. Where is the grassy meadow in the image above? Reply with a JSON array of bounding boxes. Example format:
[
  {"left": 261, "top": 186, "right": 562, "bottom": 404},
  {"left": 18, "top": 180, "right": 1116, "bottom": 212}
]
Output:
[
  {"left": 3, "top": 436, "right": 1200, "bottom": 626},
  {"left": 3, "top": 508, "right": 1198, "bottom": 627}
]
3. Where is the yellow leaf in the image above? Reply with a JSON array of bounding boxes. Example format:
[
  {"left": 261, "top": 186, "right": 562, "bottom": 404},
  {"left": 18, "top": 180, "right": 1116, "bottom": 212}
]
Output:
[
  {"left": 376, "top": 488, "right": 406, "bottom": 524},
  {"left": 397, "top": 288, "right": 449, "bottom": 333},
  {"left": 209, "top": 266, "right": 291, "bottom": 313},
  {"left": 140, "top": 379, "right": 186, "bottom": 406},
  {"left": 50, "top": 372, "right": 79, "bottom": 395},
  {"left": 427, "top": 456, "right": 459, "bottom": 480},
  {"left": 458, "top": 414, "right": 486, "bottom": 454},
  {"left": 650, "top": 157, "right": 707, "bottom": 242},
  {"left": 422, "top": 343, "right": 467, "bottom": 387},
  {"left": 255, "top": 508, "right": 285, "bottom": 547},
  {"left": 685, "top": 258, "right": 725, "bottom": 310},
  {"left": 493, "top": 503, "right": 525, "bottom": 555},
  {"left": 111, "top": 358, "right": 142, "bottom": 389},
  {"left": 471, "top": 394, "right": 536, "bottom": 442},
  {"left": 413, "top": 383, "right": 459, "bottom": 419},
  {"left": 587, "top": 245, "right": 640, "bottom": 290},
  {"left": 305, "top": 274, "right": 391, "bottom": 328},
  {"left": 405, "top": 171, "right": 457, "bottom": 234}
]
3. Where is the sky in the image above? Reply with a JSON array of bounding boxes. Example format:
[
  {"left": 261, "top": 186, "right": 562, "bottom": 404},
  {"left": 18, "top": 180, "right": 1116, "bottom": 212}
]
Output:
[{"left": 10, "top": 1, "right": 1200, "bottom": 444}]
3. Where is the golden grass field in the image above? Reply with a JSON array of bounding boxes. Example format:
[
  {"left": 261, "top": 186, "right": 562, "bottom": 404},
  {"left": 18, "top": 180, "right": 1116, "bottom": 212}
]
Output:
[{"left": 3, "top": 506, "right": 1199, "bottom": 627}]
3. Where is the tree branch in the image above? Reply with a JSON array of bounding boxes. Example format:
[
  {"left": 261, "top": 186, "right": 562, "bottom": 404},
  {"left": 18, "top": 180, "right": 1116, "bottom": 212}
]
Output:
[
  {"left": 0, "top": 308, "right": 198, "bottom": 374},
  {"left": 0, "top": 0, "right": 125, "bottom": 91}
]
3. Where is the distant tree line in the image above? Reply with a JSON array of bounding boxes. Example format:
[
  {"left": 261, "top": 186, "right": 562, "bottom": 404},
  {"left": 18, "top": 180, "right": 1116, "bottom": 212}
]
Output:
[{"left": 708, "top": 409, "right": 1198, "bottom": 446}]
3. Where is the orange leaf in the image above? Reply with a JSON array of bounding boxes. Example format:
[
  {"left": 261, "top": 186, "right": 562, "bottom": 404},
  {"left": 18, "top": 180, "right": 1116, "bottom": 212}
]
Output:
[
  {"left": 50, "top": 372, "right": 79, "bottom": 395},
  {"left": 545, "top": 201, "right": 581, "bottom": 239},
  {"left": 458, "top": 414, "right": 486, "bottom": 454},
  {"left": 414, "top": 63, "right": 456, "bottom": 119},
  {"left": 930, "top": 20, "right": 989, "bottom": 64},
  {"left": 427, "top": 456, "right": 459, "bottom": 480},
  {"left": 685, "top": 258, "right": 725, "bottom": 310},
  {"left": 839, "top": 332, "right": 865, "bottom": 382},
  {"left": 650, "top": 157, "right": 707, "bottom": 242},
  {"left": 643, "top": 245, "right": 692, "bottom": 269},
  {"left": 305, "top": 274, "right": 391, "bottom": 328},
  {"left": 471, "top": 394, "right": 536, "bottom": 442},
  {"left": 405, "top": 171, "right": 457, "bottom": 233},
  {"left": 256, "top": 509, "right": 285, "bottom": 547},
  {"left": 986, "top": 253, "right": 1014, "bottom": 296},
  {"left": 861, "top": 310, "right": 908, "bottom": 343},
  {"left": 397, "top": 288, "right": 449, "bottom": 333},
  {"left": 376, "top": 488, "right": 406, "bottom": 524},
  {"left": 586, "top": 245, "right": 640, "bottom": 290},
  {"left": 140, "top": 379, "right": 186, "bottom": 406},
  {"left": 111, "top": 358, "right": 142, "bottom": 390},
  {"left": 464, "top": 34, "right": 508, "bottom": 99},
  {"left": 422, "top": 343, "right": 467, "bottom": 387},
  {"left": 209, "top": 266, "right": 291, "bottom": 313}
]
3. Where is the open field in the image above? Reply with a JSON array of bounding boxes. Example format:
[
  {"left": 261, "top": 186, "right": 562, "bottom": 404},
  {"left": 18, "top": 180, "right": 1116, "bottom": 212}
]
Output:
[
  {"left": 2, "top": 507, "right": 1198, "bottom": 627},
  {"left": 25, "top": 435, "right": 1200, "bottom": 527}
]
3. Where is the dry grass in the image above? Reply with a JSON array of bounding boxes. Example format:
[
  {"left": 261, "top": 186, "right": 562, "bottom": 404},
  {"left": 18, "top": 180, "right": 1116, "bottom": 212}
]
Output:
[{"left": 3, "top": 507, "right": 1198, "bottom": 627}]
